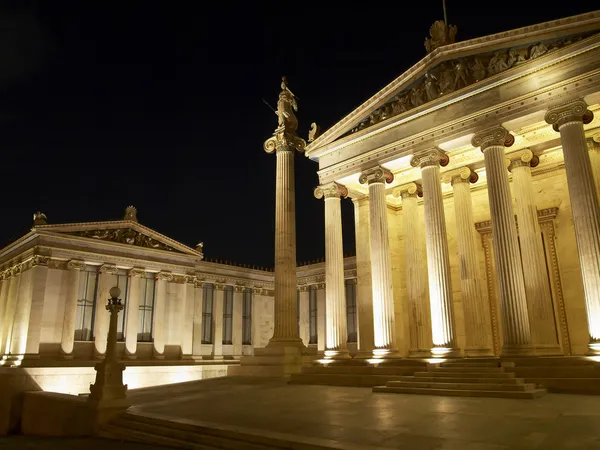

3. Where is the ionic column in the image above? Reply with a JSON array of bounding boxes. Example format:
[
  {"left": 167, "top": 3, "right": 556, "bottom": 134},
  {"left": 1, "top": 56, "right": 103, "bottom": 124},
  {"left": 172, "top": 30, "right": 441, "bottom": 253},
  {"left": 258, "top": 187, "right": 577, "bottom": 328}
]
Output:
[
  {"left": 124, "top": 267, "right": 145, "bottom": 359},
  {"left": 393, "top": 183, "right": 432, "bottom": 357},
  {"left": 411, "top": 151, "right": 459, "bottom": 357},
  {"left": 359, "top": 166, "right": 398, "bottom": 357},
  {"left": 316, "top": 283, "right": 326, "bottom": 354},
  {"left": 93, "top": 264, "right": 118, "bottom": 358},
  {"left": 352, "top": 196, "right": 375, "bottom": 358},
  {"left": 2, "top": 267, "right": 21, "bottom": 357},
  {"left": 587, "top": 132, "right": 600, "bottom": 216},
  {"left": 213, "top": 283, "right": 225, "bottom": 359},
  {"left": 472, "top": 127, "right": 533, "bottom": 356},
  {"left": 181, "top": 275, "right": 196, "bottom": 359},
  {"left": 509, "top": 150, "right": 561, "bottom": 355},
  {"left": 60, "top": 260, "right": 86, "bottom": 359},
  {"left": 191, "top": 280, "right": 204, "bottom": 358},
  {"left": 0, "top": 272, "right": 10, "bottom": 354},
  {"left": 546, "top": 100, "right": 600, "bottom": 354},
  {"left": 232, "top": 285, "right": 244, "bottom": 358},
  {"left": 153, "top": 271, "right": 173, "bottom": 359},
  {"left": 298, "top": 286, "right": 310, "bottom": 346},
  {"left": 442, "top": 168, "right": 493, "bottom": 356},
  {"left": 315, "top": 182, "right": 349, "bottom": 359}
]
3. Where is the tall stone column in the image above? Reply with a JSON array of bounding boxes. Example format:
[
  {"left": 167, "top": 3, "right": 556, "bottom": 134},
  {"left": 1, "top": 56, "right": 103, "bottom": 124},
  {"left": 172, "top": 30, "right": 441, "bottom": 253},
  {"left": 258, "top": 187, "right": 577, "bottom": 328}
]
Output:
[
  {"left": 352, "top": 197, "right": 375, "bottom": 358},
  {"left": 124, "top": 267, "right": 145, "bottom": 359},
  {"left": 181, "top": 275, "right": 196, "bottom": 359},
  {"left": 60, "top": 260, "right": 86, "bottom": 359},
  {"left": 316, "top": 283, "right": 326, "bottom": 354},
  {"left": 509, "top": 150, "right": 561, "bottom": 355},
  {"left": 298, "top": 286, "right": 310, "bottom": 346},
  {"left": 213, "top": 283, "right": 225, "bottom": 359},
  {"left": 393, "top": 183, "right": 432, "bottom": 357},
  {"left": 587, "top": 132, "right": 600, "bottom": 217},
  {"left": 0, "top": 273, "right": 10, "bottom": 354},
  {"left": 442, "top": 168, "right": 493, "bottom": 356},
  {"left": 94, "top": 264, "right": 118, "bottom": 358},
  {"left": 153, "top": 271, "right": 172, "bottom": 359},
  {"left": 411, "top": 150, "right": 459, "bottom": 357},
  {"left": 23, "top": 257, "right": 49, "bottom": 357},
  {"left": 232, "top": 285, "right": 244, "bottom": 358},
  {"left": 359, "top": 166, "right": 398, "bottom": 357},
  {"left": 546, "top": 100, "right": 600, "bottom": 354},
  {"left": 315, "top": 182, "right": 349, "bottom": 359},
  {"left": 472, "top": 126, "right": 534, "bottom": 356},
  {"left": 1, "top": 267, "right": 21, "bottom": 356},
  {"left": 262, "top": 79, "right": 306, "bottom": 352},
  {"left": 191, "top": 280, "right": 204, "bottom": 359}
]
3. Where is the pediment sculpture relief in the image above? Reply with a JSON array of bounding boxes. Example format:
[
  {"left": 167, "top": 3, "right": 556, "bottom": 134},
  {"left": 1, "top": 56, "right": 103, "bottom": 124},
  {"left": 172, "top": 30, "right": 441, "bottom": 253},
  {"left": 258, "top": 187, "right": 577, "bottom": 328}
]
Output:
[{"left": 71, "top": 228, "right": 179, "bottom": 253}]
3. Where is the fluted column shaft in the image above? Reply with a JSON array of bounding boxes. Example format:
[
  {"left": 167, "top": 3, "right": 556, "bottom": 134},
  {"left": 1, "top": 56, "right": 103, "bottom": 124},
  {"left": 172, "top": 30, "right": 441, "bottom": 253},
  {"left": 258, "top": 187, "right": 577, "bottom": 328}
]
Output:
[
  {"left": 396, "top": 185, "right": 432, "bottom": 356},
  {"left": 2, "top": 272, "right": 20, "bottom": 355},
  {"left": 153, "top": 271, "right": 172, "bottom": 359},
  {"left": 510, "top": 155, "right": 560, "bottom": 354},
  {"left": 93, "top": 264, "right": 117, "bottom": 358},
  {"left": 546, "top": 101, "right": 600, "bottom": 353},
  {"left": 315, "top": 183, "right": 349, "bottom": 358},
  {"left": 446, "top": 172, "right": 493, "bottom": 356},
  {"left": 473, "top": 127, "right": 533, "bottom": 355},
  {"left": 60, "top": 260, "right": 86, "bottom": 358},
  {"left": 588, "top": 134, "right": 600, "bottom": 222},
  {"left": 298, "top": 287, "right": 310, "bottom": 346},
  {"left": 413, "top": 152, "right": 458, "bottom": 356},
  {"left": 269, "top": 148, "right": 301, "bottom": 345},
  {"left": 359, "top": 167, "right": 397, "bottom": 356},
  {"left": 125, "top": 268, "right": 145, "bottom": 359}
]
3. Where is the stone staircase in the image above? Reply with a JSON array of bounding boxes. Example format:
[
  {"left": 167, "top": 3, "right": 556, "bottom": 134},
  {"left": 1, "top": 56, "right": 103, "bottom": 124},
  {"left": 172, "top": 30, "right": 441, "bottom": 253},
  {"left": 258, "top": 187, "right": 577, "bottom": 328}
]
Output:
[
  {"left": 373, "top": 360, "right": 547, "bottom": 399},
  {"left": 288, "top": 359, "right": 428, "bottom": 387},
  {"left": 99, "top": 411, "right": 354, "bottom": 449}
]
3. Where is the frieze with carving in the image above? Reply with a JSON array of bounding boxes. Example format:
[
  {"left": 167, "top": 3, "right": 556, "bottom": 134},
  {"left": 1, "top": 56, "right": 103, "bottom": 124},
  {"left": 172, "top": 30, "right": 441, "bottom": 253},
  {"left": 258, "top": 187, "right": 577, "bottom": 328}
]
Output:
[
  {"left": 71, "top": 228, "right": 180, "bottom": 253},
  {"left": 349, "top": 33, "right": 593, "bottom": 135}
]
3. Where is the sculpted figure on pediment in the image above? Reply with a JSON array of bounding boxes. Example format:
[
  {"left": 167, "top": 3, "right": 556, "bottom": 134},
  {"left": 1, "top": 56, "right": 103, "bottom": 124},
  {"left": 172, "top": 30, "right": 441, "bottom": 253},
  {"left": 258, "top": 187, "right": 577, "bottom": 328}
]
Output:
[
  {"left": 437, "top": 63, "right": 455, "bottom": 95},
  {"left": 392, "top": 94, "right": 410, "bottom": 114},
  {"left": 409, "top": 85, "right": 425, "bottom": 108},
  {"left": 423, "top": 72, "right": 439, "bottom": 102},
  {"left": 488, "top": 51, "right": 509, "bottom": 76},
  {"left": 453, "top": 60, "right": 469, "bottom": 89},
  {"left": 470, "top": 58, "right": 487, "bottom": 82},
  {"left": 529, "top": 42, "right": 548, "bottom": 59},
  {"left": 507, "top": 48, "right": 528, "bottom": 66}
]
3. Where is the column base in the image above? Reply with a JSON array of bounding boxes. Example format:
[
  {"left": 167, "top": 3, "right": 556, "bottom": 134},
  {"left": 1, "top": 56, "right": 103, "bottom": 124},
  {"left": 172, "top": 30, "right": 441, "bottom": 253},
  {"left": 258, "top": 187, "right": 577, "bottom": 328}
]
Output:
[
  {"left": 324, "top": 349, "right": 351, "bottom": 360},
  {"left": 60, "top": 353, "right": 74, "bottom": 361},
  {"left": 152, "top": 354, "right": 166, "bottom": 360},
  {"left": 228, "top": 343, "right": 307, "bottom": 377},
  {"left": 372, "top": 348, "right": 402, "bottom": 359},
  {"left": 587, "top": 342, "right": 600, "bottom": 356},
  {"left": 464, "top": 347, "right": 495, "bottom": 358},
  {"left": 409, "top": 349, "right": 432, "bottom": 358},
  {"left": 125, "top": 354, "right": 137, "bottom": 360},
  {"left": 353, "top": 350, "right": 375, "bottom": 359},
  {"left": 431, "top": 347, "right": 462, "bottom": 358},
  {"left": 501, "top": 344, "right": 536, "bottom": 357}
]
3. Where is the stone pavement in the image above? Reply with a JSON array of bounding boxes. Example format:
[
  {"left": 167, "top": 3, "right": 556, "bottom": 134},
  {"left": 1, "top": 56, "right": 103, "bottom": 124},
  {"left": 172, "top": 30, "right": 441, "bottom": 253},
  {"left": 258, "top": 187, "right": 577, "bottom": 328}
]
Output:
[
  {"left": 0, "top": 436, "right": 170, "bottom": 449},
  {"left": 125, "top": 376, "right": 600, "bottom": 449}
]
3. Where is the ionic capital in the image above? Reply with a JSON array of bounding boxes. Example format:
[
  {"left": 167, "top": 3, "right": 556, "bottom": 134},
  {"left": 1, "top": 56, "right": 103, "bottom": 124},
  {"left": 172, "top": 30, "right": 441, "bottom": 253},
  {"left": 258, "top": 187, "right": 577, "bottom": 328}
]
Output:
[
  {"left": 587, "top": 130, "right": 600, "bottom": 151},
  {"left": 129, "top": 267, "right": 146, "bottom": 278},
  {"left": 411, "top": 149, "right": 449, "bottom": 169},
  {"left": 184, "top": 274, "right": 196, "bottom": 284},
  {"left": 31, "top": 255, "right": 50, "bottom": 268},
  {"left": 359, "top": 166, "right": 394, "bottom": 185},
  {"left": 441, "top": 167, "right": 478, "bottom": 185},
  {"left": 314, "top": 182, "right": 348, "bottom": 200},
  {"left": 67, "top": 260, "right": 86, "bottom": 271},
  {"left": 215, "top": 283, "right": 226, "bottom": 291},
  {"left": 545, "top": 99, "right": 594, "bottom": 132},
  {"left": 99, "top": 263, "right": 118, "bottom": 275},
  {"left": 264, "top": 132, "right": 306, "bottom": 154},
  {"left": 392, "top": 182, "right": 422, "bottom": 199},
  {"left": 471, "top": 126, "right": 515, "bottom": 151},
  {"left": 234, "top": 285, "right": 245, "bottom": 293},
  {"left": 298, "top": 285, "right": 310, "bottom": 292},
  {"left": 157, "top": 271, "right": 174, "bottom": 282},
  {"left": 507, "top": 149, "right": 539, "bottom": 172},
  {"left": 316, "top": 282, "right": 326, "bottom": 290}
]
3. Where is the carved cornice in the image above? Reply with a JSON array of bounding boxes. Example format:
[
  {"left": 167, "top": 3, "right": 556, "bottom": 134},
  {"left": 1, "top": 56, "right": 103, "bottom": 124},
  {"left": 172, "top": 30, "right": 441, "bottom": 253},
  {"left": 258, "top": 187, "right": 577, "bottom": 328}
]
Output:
[
  {"left": 441, "top": 167, "right": 479, "bottom": 185},
  {"left": 358, "top": 166, "right": 394, "bottom": 185},
  {"left": 157, "top": 271, "right": 174, "bottom": 282},
  {"left": 129, "top": 267, "right": 146, "bottom": 278},
  {"left": 411, "top": 149, "right": 450, "bottom": 169},
  {"left": 392, "top": 182, "right": 423, "bottom": 199},
  {"left": 545, "top": 99, "right": 594, "bottom": 131},
  {"left": 314, "top": 182, "right": 349, "bottom": 200},
  {"left": 507, "top": 149, "right": 539, "bottom": 172},
  {"left": 67, "top": 260, "right": 86, "bottom": 271},
  {"left": 99, "top": 263, "right": 118, "bottom": 275},
  {"left": 471, "top": 126, "right": 515, "bottom": 151}
]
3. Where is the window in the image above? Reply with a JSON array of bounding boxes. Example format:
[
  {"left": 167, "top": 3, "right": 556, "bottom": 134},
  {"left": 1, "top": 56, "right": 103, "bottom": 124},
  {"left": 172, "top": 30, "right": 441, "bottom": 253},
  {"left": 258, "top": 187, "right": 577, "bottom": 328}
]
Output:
[
  {"left": 345, "top": 279, "right": 358, "bottom": 343},
  {"left": 115, "top": 271, "right": 129, "bottom": 341},
  {"left": 202, "top": 283, "right": 214, "bottom": 344},
  {"left": 74, "top": 266, "right": 99, "bottom": 341},
  {"left": 242, "top": 288, "right": 252, "bottom": 345},
  {"left": 138, "top": 274, "right": 156, "bottom": 342},
  {"left": 222, "top": 285, "right": 233, "bottom": 344},
  {"left": 309, "top": 286, "right": 318, "bottom": 344}
]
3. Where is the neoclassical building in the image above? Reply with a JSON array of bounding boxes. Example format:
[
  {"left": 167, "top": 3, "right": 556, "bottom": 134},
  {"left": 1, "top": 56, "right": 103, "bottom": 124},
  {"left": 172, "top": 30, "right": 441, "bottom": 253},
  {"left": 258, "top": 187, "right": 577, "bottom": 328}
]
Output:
[{"left": 304, "top": 11, "right": 600, "bottom": 361}]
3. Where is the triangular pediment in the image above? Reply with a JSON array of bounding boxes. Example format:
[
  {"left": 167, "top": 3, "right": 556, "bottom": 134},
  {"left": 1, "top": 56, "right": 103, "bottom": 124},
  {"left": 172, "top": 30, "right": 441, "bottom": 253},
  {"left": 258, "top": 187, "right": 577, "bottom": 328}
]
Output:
[
  {"left": 305, "top": 11, "right": 600, "bottom": 157},
  {"left": 34, "top": 220, "right": 203, "bottom": 258}
]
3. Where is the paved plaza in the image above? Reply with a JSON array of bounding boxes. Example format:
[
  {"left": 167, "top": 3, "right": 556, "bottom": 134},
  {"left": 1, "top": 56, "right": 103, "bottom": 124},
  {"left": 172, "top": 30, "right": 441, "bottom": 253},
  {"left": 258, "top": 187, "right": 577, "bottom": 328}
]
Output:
[{"left": 125, "top": 376, "right": 600, "bottom": 449}]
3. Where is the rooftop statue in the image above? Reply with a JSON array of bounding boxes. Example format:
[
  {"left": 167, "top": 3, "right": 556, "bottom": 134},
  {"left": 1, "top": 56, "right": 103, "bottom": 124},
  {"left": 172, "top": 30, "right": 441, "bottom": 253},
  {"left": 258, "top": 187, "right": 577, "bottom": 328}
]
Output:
[
  {"left": 425, "top": 20, "right": 457, "bottom": 54},
  {"left": 276, "top": 76, "right": 298, "bottom": 133}
]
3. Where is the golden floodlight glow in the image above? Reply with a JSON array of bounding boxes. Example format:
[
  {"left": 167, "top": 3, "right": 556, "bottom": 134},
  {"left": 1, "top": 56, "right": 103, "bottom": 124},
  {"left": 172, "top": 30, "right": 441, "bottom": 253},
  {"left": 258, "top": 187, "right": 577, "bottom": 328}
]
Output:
[
  {"left": 588, "top": 355, "right": 600, "bottom": 363},
  {"left": 317, "top": 358, "right": 334, "bottom": 365},
  {"left": 366, "top": 359, "right": 381, "bottom": 365},
  {"left": 431, "top": 347, "right": 452, "bottom": 358}
]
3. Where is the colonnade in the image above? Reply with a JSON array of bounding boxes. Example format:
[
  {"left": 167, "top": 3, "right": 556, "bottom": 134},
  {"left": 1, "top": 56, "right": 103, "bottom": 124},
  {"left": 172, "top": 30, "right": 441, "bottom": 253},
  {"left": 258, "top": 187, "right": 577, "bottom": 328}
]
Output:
[{"left": 313, "top": 99, "right": 600, "bottom": 358}]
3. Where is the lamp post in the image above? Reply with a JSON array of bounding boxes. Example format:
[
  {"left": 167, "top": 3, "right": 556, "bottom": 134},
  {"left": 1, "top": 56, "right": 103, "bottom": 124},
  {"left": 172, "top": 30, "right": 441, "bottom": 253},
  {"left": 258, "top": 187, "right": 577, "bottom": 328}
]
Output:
[{"left": 88, "top": 287, "right": 129, "bottom": 417}]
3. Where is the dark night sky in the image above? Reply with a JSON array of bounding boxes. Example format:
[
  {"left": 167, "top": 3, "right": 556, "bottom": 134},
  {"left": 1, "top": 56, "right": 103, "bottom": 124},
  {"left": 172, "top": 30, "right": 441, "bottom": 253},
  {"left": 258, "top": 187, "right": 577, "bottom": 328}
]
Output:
[{"left": 0, "top": 1, "right": 595, "bottom": 267}]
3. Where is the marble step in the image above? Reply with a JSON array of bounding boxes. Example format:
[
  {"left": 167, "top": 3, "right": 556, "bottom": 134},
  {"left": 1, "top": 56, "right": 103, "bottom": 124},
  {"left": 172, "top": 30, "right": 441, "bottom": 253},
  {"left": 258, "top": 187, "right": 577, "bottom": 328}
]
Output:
[
  {"left": 504, "top": 357, "right": 597, "bottom": 367},
  {"left": 439, "top": 361, "right": 500, "bottom": 368},
  {"left": 99, "top": 424, "right": 203, "bottom": 449},
  {"left": 414, "top": 371, "right": 515, "bottom": 378},
  {"left": 401, "top": 375, "right": 524, "bottom": 384},
  {"left": 289, "top": 373, "right": 406, "bottom": 387},
  {"left": 430, "top": 366, "right": 505, "bottom": 373},
  {"left": 510, "top": 366, "right": 600, "bottom": 378},
  {"left": 301, "top": 366, "right": 421, "bottom": 376},
  {"left": 373, "top": 386, "right": 547, "bottom": 399},
  {"left": 387, "top": 380, "right": 536, "bottom": 391}
]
